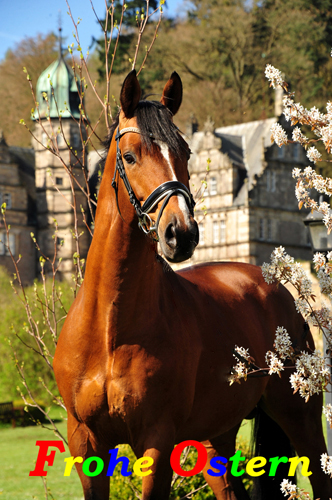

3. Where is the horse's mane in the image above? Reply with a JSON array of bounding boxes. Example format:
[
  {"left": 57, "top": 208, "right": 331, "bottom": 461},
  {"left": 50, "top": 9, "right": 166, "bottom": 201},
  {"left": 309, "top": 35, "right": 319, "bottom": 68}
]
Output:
[{"left": 100, "top": 100, "right": 186, "bottom": 174}]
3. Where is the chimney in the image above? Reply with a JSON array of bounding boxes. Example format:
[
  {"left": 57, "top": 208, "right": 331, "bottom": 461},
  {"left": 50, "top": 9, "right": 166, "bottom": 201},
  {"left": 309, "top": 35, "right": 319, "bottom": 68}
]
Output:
[{"left": 275, "top": 85, "right": 283, "bottom": 117}]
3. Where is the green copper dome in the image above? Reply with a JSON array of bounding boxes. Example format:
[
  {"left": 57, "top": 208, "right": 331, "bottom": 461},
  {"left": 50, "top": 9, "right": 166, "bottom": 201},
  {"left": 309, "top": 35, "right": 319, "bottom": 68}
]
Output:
[{"left": 33, "top": 50, "right": 81, "bottom": 120}]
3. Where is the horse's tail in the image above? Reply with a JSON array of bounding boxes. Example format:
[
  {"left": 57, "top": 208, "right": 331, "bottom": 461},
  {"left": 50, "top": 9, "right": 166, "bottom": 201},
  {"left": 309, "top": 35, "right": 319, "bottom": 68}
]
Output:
[{"left": 251, "top": 407, "right": 296, "bottom": 500}]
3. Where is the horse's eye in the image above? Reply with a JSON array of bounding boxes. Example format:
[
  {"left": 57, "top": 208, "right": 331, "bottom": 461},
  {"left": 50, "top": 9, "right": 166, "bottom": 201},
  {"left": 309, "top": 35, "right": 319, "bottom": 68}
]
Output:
[{"left": 123, "top": 153, "right": 136, "bottom": 165}]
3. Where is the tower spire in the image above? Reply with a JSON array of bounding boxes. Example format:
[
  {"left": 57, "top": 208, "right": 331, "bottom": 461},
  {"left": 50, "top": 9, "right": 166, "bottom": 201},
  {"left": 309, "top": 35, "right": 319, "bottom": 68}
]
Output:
[{"left": 58, "top": 11, "right": 63, "bottom": 59}]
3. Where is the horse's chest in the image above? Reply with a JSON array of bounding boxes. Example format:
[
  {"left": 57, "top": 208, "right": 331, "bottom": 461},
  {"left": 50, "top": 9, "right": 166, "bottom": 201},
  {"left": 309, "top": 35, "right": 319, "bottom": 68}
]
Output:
[{"left": 74, "top": 375, "right": 108, "bottom": 423}]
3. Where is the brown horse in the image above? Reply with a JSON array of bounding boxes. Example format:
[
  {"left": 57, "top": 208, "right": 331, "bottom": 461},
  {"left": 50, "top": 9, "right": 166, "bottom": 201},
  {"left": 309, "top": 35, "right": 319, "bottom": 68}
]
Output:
[{"left": 54, "top": 70, "right": 332, "bottom": 500}]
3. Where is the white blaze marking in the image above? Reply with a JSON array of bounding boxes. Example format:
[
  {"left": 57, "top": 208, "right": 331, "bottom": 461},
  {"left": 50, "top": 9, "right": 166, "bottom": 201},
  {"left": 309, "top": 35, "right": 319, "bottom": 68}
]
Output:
[
  {"left": 154, "top": 139, "right": 191, "bottom": 223},
  {"left": 177, "top": 194, "right": 191, "bottom": 225},
  {"left": 154, "top": 140, "right": 177, "bottom": 181}
]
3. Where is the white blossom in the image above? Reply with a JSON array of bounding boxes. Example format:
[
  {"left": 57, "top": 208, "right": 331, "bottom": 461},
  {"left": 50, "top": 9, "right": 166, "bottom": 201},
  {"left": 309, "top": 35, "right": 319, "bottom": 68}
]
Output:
[
  {"left": 292, "top": 167, "right": 302, "bottom": 178},
  {"left": 313, "top": 252, "right": 326, "bottom": 269},
  {"left": 265, "top": 351, "right": 284, "bottom": 376},
  {"left": 306, "top": 146, "right": 322, "bottom": 163},
  {"left": 292, "top": 127, "right": 308, "bottom": 145},
  {"left": 321, "top": 453, "right": 332, "bottom": 477},
  {"left": 290, "top": 350, "right": 330, "bottom": 402},
  {"left": 323, "top": 404, "right": 332, "bottom": 428},
  {"left": 274, "top": 327, "right": 293, "bottom": 359},
  {"left": 229, "top": 345, "right": 253, "bottom": 385},
  {"left": 270, "top": 123, "right": 288, "bottom": 147},
  {"left": 233, "top": 345, "right": 251, "bottom": 361},
  {"left": 280, "top": 479, "right": 297, "bottom": 496},
  {"left": 265, "top": 64, "right": 284, "bottom": 89}
]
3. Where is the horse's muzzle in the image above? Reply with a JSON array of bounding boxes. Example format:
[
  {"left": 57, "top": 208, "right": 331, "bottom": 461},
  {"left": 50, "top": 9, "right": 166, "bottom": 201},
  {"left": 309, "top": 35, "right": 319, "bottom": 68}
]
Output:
[{"left": 160, "top": 216, "right": 199, "bottom": 263}]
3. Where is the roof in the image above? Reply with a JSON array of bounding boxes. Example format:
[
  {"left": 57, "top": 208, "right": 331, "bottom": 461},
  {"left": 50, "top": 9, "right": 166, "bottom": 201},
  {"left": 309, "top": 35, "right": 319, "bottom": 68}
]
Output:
[
  {"left": 215, "top": 117, "right": 277, "bottom": 189},
  {"left": 32, "top": 52, "right": 81, "bottom": 120},
  {"left": 215, "top": 133, "right": 245, "bottom": 169}
]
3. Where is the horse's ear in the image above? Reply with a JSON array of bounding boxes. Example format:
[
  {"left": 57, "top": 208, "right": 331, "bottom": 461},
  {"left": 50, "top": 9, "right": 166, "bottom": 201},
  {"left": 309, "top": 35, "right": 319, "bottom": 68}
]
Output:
[
  {"left": 160, "top": 72, "right": 182, "bottom": 116},
  {"left": 120, "top": 70, "right": 142, "bottom": 118}
]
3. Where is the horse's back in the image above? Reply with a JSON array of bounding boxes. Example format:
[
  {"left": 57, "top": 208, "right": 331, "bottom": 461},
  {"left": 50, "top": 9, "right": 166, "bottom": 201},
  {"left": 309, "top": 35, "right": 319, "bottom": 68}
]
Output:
[{"left": 175, "top": 260, "right": 310, "bottom": 357}]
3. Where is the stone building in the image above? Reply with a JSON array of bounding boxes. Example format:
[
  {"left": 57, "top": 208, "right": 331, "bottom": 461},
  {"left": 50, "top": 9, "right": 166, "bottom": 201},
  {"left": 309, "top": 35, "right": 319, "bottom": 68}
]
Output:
[
  {"left": 0, "top": 133, "right": 36, "bottom": 283},
  {"left": 0, "top": 38, "right": 89, "bottom": 283},
  {"left": 0, "top": 46, "right": 311, "bottom": 281},
  {"left": 187, "top": 115, "right": 311, "bottom": 266},
  {"left": 31, "top": 39, "right": 89, "bottom": 279}
]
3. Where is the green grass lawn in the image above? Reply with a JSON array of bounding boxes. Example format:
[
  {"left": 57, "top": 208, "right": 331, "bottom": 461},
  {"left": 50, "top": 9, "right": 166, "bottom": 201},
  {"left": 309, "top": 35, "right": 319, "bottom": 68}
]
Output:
[
  {"left": 0, "top": 416, "right": 83, "bottom": 500},
  {"left": 0, "top": 411, "right": 320, "bottom": 499}
]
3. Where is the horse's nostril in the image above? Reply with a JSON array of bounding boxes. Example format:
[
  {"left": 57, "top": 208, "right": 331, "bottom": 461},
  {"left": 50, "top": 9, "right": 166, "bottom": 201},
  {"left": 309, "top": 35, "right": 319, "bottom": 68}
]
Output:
[{"left": 165, "top": 223, "right": 177, "bottom": 249}]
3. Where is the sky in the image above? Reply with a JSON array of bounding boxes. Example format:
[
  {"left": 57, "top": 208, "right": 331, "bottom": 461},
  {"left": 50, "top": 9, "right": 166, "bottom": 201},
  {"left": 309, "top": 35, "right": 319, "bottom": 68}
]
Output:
[{"left": 0, "top": 0, "right": 184, "bottom": 62}]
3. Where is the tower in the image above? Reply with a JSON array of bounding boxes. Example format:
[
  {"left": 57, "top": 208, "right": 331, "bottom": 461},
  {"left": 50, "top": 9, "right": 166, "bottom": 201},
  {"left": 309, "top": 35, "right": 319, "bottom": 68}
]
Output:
[{"left": 32, "top": 30, "right": 89, "bottom": 279}]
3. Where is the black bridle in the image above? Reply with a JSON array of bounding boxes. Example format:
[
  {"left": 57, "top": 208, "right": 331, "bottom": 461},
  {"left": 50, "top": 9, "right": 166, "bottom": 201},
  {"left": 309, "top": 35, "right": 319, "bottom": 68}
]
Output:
[{"left": 111, "top": 126, "right": 195, "bottom": 241}]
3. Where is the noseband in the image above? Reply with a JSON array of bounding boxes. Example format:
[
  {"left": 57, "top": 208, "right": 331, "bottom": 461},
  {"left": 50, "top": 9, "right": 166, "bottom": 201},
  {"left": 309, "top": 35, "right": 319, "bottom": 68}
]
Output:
[{"left": 111, "top": 126, "right": 195, "bottom": 240}]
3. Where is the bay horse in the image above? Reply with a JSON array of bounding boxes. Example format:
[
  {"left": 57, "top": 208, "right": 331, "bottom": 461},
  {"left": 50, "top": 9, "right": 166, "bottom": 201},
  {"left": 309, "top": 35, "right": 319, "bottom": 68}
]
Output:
[{"left": 53, "top": 70, "right": 332, "bottom": 500}]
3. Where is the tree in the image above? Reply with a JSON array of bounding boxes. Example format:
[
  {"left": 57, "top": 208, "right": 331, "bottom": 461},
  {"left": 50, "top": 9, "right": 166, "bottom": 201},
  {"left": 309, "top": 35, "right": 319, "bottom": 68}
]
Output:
[
  {"left": 95, "top": 0, "right": 160, "bottom": 79},
  {"left": 0, "top": 34, "right": 58, "bottom": 147}
]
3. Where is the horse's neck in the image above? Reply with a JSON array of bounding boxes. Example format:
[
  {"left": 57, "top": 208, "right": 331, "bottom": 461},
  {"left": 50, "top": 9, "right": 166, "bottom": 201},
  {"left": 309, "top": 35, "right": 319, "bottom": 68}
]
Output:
[{"left": 83, "top": 192, "right": 161, "bottom": 335}]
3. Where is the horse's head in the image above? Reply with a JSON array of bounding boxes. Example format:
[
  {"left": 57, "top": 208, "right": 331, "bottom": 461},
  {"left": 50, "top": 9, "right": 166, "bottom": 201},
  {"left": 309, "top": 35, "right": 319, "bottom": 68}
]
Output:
[{"left": 111, "top": 70, "right": 199, "bottom": 263}]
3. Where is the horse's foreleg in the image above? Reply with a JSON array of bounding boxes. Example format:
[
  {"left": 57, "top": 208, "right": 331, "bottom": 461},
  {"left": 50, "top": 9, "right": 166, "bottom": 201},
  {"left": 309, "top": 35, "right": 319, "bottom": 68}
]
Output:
[
  {"left": 67, "top": 413, "right": 110, "bottom": 500},
  {"left": 202, "top": 426, "right": 251, "bottom": 500},
  {"left": 134, "top": 425, "right": 175, "bottom": 500}
]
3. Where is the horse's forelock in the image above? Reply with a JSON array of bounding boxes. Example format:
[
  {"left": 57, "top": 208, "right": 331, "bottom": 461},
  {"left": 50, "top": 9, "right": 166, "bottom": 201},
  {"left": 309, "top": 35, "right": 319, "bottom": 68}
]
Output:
[
  {"left": 99, "top": 100, "right": 186, "bottom": 175},
  {"left": 134, "top": 101, "right": 185, "bottom": 155}
]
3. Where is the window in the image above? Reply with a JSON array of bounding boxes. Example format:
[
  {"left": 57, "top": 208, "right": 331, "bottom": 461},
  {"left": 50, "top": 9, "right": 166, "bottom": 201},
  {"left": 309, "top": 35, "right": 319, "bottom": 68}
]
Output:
[
  {"left": 55, "top": 177, "right": 63, "bottom": 186},
  {"left": 57, "top": 134, "right": 65, "bottom": 147},
  {"left": 0, "top": 235, "right": 4, "bottom": 255},
  {"left": 213, "top": 221, "right": 219, "bottom": 244},
  {"left": 266, "top": 171, "right": 276, "bottom": 192},
  {"left": 42, "top": 132, "right": 48, "bottom": 146},
  {"left": 293, "top": 143, "right": 301, "bottom": 161},
  {"left": 210, "top": 177, "right": 217, "bottom": 195},
  {"left": 72, "top": 131, "right": 81, "bottom": 148},
  {"left": 56, "top": 237, "right": 64, "bottom": 248},
  {"left": 199, "top": 224, "right": 205, "bottom": 245},
  {"left": 259, "top": 219, "right": 265, "bottom": 240},
  {"left": 220, "top": 220, "right": 226, "bottom": 244},
  {"left": 6, "top": 233, "right": 15, "bottom": 256},
  {"left": 267, "top": 219, "right": 272, "bottom": 241},
  {"left": 271, "top": 171, "right": 276, "bottom": 192},
  {"left": 0, "top": 232, "right": 15, "bottom": 256},
  {"left": 278, "top": 145, "right": 284, "bottom": 159},
  {"left": 0, "top": 192, "right": 12, "bottom": 209}
]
